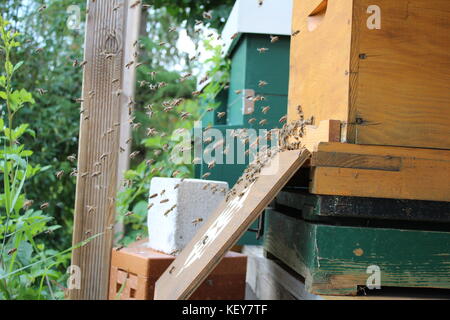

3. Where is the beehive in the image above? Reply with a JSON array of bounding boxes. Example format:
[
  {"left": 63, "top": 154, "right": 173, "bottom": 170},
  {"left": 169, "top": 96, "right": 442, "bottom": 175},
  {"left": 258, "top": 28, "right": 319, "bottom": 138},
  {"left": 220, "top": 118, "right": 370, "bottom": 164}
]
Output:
[{"left": 288, "top": 0, "right": 450, "bottom": 149}]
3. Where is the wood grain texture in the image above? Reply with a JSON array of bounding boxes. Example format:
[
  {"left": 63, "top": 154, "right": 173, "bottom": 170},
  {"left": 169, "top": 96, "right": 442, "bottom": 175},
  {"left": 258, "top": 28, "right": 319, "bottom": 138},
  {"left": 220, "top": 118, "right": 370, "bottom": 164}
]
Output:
[
  {"left": 265, "top": 209, "right": 450, "bottom": 296},
  {"left": 288, "top": 0, "right": 353, "bottom": 125},
  {"left": 353, "top": 0, "right": 450, "bottom": 149},
  {"left": 69, "top": 0, "right": 138, "bottom": 300},
  {"left": 301, "top": 120, "right": 341, "bottom": 152},
  {"left": 310, "top": 143, "right": 450, "bottom": 202},
  {"left": 154, "top": 150, "right": 311, "bottom": 300}
]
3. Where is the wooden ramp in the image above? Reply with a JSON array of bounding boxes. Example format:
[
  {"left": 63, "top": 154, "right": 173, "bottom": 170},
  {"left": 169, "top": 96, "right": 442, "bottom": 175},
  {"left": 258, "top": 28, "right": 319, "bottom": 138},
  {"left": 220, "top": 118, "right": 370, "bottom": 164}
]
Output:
[{"left": 154, "top": 149, "right": 310, "bottom": 300}]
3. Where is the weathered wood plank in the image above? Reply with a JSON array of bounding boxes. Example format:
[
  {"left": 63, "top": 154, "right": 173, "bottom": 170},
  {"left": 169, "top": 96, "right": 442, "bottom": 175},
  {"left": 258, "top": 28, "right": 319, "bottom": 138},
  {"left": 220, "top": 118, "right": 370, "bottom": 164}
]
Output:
[
  {"left": 265, "top": 209, "right": 450, "bottom": 296},
  {"left": 154, "top": 150, "right": 310, "bottom": 300},
  {"left": 69, "top": 0, "right": 139, "bottom": 300},
  {"left": 275, "top": 191, "right": 450, "bottom": 223},
  {"left": 310, "top": 143, "right": 450, "bottom": 202}
]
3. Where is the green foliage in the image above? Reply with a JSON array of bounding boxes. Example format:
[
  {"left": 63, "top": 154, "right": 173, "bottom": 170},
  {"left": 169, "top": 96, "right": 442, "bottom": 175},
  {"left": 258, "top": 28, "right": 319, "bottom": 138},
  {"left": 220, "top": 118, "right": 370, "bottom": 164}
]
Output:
[{"left": 0, "top": 16, "right": 70, "bottom": 300}]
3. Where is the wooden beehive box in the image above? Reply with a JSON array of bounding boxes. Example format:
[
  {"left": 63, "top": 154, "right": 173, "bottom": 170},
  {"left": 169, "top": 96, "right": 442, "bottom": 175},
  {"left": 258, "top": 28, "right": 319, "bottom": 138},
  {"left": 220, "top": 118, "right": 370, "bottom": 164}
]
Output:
[{"left": 288, "top": 0, "right": 450, "bottom": 149}]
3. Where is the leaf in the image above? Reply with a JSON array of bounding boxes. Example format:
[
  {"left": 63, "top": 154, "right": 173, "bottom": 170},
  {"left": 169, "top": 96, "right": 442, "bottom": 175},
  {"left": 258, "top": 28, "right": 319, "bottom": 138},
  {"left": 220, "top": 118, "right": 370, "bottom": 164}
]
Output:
[
  {"left": 5, "top": 61, "right": 13, "bottom": 75},
  {"left": 0, "top": 91, "right": 6, "bottom": 100},
  {"left": 13, "top": 61, "right": 24, "bottom": 73},
  {"left": 17, "top": 241, "right": 33, "bottom": 266},
  {"left": 0, "top": 76, "right": 5, "bottom": 87}
]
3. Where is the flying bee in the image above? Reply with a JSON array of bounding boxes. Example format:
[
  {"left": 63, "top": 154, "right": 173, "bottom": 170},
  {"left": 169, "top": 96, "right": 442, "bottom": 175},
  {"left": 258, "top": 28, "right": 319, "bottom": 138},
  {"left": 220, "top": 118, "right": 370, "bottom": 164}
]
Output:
[
  {"left": 72, "top": 59, "right": 79, "bottom": 67},
  {"left": 192, "top": 218, "right": 203, "bottom": 226},
  {"left": 235, "top": 89, "right": 242, "bottom": 94},
  {"left": 193, "top": 157, "right": 202, "bottom": 164},
  {"left": 199, "top": 75, "right": 209, "bottom": 85},
  {"left": 261, "top": 106, "right": 271, "bottom": 114},
  {"left": 70, "top": 169, "right": 78, "bottom": 177},
  {"left": 258, "top": 0, "right": 264, "bottom": 6},
  {"left": 23, "top": 199, "right": 34, "bottom": 210},
  {"left": 129, "top": 151, "right": 140, "bottom": 159},
  {"left": 116, "top": 245, "right": 125, "bottom": 251},
  {"left": 111, "top": 78, "right": 119, "bottom": 84},
  {"left": 56, "top": 170, "right": 64, "bottom": 180},
  {"left": 147, "top": 203, "right": 154, "bottom": 210},
  {"left": 279, "top": 115, "right": 287, "bottom": 123},
  {"left": 203, "top": 11, "right": 213, "bottom": 20},
  {"left": 217, "top": 112, "right": 226, "bottom": 119},
  {"left": 154, "top": 149, "right": 162, "bottom": 156},
  {"left": 160, "top": 199, "right": 169, "bottom": 204},
  {"left": 125, "top": 60, "right": 134, "bottom": 68},
  {"left": 208, "top": 161, "right": 216, "bottom": 169},
  {"left": 257, "top": 48, "right": 269, "bottom": 53},
  {"left": 146, "top": 159, "right": 156, "bottom": 166},
  {"left": 40, "top": 202, "right": 49, "bottom": 210},
  {"left": 192, "top": 90, "right": 201, "bottom": 96},
  {"left": 204, "top": 136, "right": 213, "bottom": 144},
  {"left": 159, "top": 41, "right": 167, "bottom": 46},
  {"left": 87, "top": 206, "right": 96, "bottom": 215},
  {"left": 202, "top": 172, "right": 211, "bottom": 179},
  {"left": 130, "top": 0, "right": 141, "bottom": 8},
  {"left": 125, "top": 211, "right": 134, "bottom": 217},
  {"left": 258, "top": 80, "right": 268, "bottom": 87},
  {"left": 231, "top": 32, "right": 238, "bottom": 40},
  {"left": 168, "top": 26, "right": 177, "bottom": 33},
  {"left": 248, "top": 118, "right": 256, "bottom": 124},
  {"left": 149, "top": 71, "right": 157, "bottom": 80},
  {"left": 259, "top": 119, "right": 268, "bottom": 126},
  {"left": 195, "top": 19, "right": 203, "bottom": 26},
  {"left": 270, "top": 35, "right": 279, "bottom": 43},
  {"left": 172, "top": 170, "right": 181, "bottom": 177},
  {"left": 149, "top": 193, "right": 158, "bottom": 199},
  {"left": 79, "top": 60, "right": 88, "bottom": 67},
  {"left": 7, "top": 248, "right": 17, "bottom": 256},
  {"left": 36, "top": 88, "right": 48, "bottom": 95},
  {"left": 292, "top": 30, "right": 301, "bottom": 37},
  {"left": 146, "top": 128, "right": 158, "bottom": 136}
]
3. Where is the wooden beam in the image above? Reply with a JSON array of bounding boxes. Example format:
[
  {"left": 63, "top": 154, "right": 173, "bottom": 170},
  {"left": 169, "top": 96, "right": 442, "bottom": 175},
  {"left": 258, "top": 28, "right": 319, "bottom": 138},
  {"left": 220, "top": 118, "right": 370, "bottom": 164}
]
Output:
[
  {"left": 69, "top": 0, "right": 140, "bottom": 300},
  {"left": 310, "top": 142, "right": 450, "bottom": 202},
  {"left": 154, "top": 149, "right": 310, "bottom": 300}
]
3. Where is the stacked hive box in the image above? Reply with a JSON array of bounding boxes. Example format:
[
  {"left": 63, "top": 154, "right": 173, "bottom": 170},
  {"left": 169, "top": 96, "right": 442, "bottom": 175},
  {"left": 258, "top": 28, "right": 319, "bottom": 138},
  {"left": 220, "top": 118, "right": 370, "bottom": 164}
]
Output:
[{"left": 264, "top": 0, "right": 450, "bottom": 296}]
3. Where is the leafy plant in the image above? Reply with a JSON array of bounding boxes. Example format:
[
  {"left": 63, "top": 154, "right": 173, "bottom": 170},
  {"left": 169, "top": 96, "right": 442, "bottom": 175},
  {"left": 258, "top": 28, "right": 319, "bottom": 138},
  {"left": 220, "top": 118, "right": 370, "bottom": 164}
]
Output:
[{"left": 0, "top": 16, "right": 69, "bottom": 300}]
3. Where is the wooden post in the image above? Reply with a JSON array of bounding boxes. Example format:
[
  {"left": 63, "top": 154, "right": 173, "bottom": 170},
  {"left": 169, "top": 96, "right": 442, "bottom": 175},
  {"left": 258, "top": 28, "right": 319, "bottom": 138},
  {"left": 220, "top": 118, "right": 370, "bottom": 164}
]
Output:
[{"left": 69, "top": 0, "right": 140, "bottom": 300}]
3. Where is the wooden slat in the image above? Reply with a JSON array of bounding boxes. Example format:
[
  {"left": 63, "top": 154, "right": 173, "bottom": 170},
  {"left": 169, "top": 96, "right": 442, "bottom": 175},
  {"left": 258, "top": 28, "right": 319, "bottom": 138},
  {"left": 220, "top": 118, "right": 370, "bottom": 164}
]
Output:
[
  {"left": 154, "top": 150, "right": 311, "bottom": 300},
  {"left": 69, "top": 0, "right": 139, "bottom": 300},
  {"left": 310, "top": 143, "right": 450, "bottom": 202}
]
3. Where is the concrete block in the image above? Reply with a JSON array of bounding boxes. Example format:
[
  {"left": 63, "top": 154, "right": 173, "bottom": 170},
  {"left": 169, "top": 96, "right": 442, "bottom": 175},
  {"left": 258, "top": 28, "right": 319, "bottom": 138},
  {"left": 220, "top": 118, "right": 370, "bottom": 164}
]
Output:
[{"left": 147, "top": 177, "right": 228, "bottom": 255}]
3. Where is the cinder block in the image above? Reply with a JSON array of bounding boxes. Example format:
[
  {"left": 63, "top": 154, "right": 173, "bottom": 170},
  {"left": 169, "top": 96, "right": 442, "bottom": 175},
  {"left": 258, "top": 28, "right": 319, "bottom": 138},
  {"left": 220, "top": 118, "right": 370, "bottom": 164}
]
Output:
[
  {"left": 109, "top": 242, "right": 247, "bottom": 300},
  {"left": 147, "top": 177, "right": 228, "bottom": 255}
]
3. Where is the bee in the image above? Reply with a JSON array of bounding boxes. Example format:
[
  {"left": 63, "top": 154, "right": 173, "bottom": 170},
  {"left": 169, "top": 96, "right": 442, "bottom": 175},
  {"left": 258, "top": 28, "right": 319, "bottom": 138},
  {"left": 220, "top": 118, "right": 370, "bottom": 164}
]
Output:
[
  {"left": 259, "top": 119, "right": 268, "bottom": 126},
  {"left": 149, "top": 193, "right": 158, "bottom": 199},
  {"left": 231, "top": 32, "right": 238, "bottom": 40},
  {"left": 130, "top": 1, "right": 141, "bottom": 9},
  {"left": 36, "top": 88, "right": 48, "bottom": 95},
  {"left": 125, "top": 61, "right": 134, "bottom": 69},
  {"left": 202, "top": 236, "right": 208, "bottom": 245},
  {"left": 149, "top": 71, "right": 157, "bottom": 80},
  {"left": 261, "top": 106, "right": 271, "bottom": 114},
  {"left": 292, "top": 30, "right": 301, "bottom": 37},
  {"left": 160, "top": 199, "right": 169, "bottom": 204},
  {"left": 40, "top": 202, "right": 49, "bottom": 210},
  {"left": 192, "top": 218, "right": 203, "bottom": 226},
  {"left": 180, "top": 112, "right": 191, "bottom": 120},
  {"left": 136, "top": 235, "right": 142, "bottom": 241},
  {"left": 193, "top": 157, "right": 202, "bottom": 164},
  {"left": 168, "top": 26, "right": 177, "bottom": 33},
  {"left": 258, "top": 0, "right": 264, "bottom": 6},
  {"left": 203, "top": 11, "right": 213, "bottom": 20},
  {"left": 174, "top": 184, "right": 180, "bottom": 190},
  {"left": 172, "top": 170, "right": 181, "bottom": 177},
  {"left": 164, "top": 205, "right": 177, "bottom": 216},
  {"left": 129, "top": 151, "right": 140, "bottom": 159},
  {"left": 70, "top": 169, "right": 78, "bottom": 177},
  {"left": 279, "top": 115, "right": 288, "bottom": 123},
  {"left": 257, "top": 48, "right": 269, "bottom": 53},
  {"left": 270, "top": 35, "right": 279, "bottom": 43},
  {"left": 154, "top": 149, "right": 162, "bottom": 156},
  {"left": 80, "top": 172, "right": 89, "bottom": 178},
  {"left": 159, "top": 41, "right": 167, "bottom": 46},
  {"left": 258, "top": 80, "right": 268, "bottom": 87},
  {"left": 199, "top": 75, "right": 209, "bottom": 85},
  {"left": 79, "top": 60, "right": 88, "bottom": 68},
  {"left": 85, "top": 230, "right": 92, "bottom": 236},
  {"left": 38, "top": 5, "right": 47, "bottom": 12},
  {"left": 87, "top": 206, "right": 96, "bottom": 215},
  {"left": 248, "top": 118, "right": 256, "bottom": 124},
  {"left": 23, "top": 199, "right": 34, "bottom": 210},
  {"left": 100, "top": 153, "right": 109, "bottom": 160},
  {"left": 235, "top": 89, "right": 242, "bottom": 94},
  {"left": 7, "top": 248, "right": 17, "bottom": 256},
  {"left": 116, "top": 245, "right": 125, "bottom": 251},
  {"left": 146, "top": 128, "right": 158, "bottom": 136},
  {"left": 135, "top": 62, "right": 144, "bottom": 69},
  {"left": 169, "top": 266, "right": 176, "bottom": 274},
  {"left": 147, "top": 203, "right": 154, "bottom": 210},
  {"left": 192, "top": 90, "right": 201, "bottom": 96},
  {"left": 72, "top": 59, "right": 79, "bottom": 67},
  {"left": 56, "top": 170, "right": 64, "bottom": 180},
  {"left": 111, "top": 78, "right": 119, "bottom": 85},
  {"left": 208, "top": 161, "right": 216, "bottom": 169},
  {"left": 202, "top": 172, "right": 211, "bottom": 179},
  {"left": 91, "top": 171, "right": 101, "bottom": 177},
  {"left": 217, "top": 112, "right": 226, "bottom": 119},
  {"left": 125, "top": 211, "right": 134, "bottom": 217}
]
